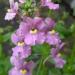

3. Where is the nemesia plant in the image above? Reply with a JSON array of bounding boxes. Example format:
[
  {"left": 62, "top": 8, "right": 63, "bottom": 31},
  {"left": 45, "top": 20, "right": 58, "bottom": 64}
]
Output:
[{"left": 5, "top": 0, "right": 66, "bottom": 75}]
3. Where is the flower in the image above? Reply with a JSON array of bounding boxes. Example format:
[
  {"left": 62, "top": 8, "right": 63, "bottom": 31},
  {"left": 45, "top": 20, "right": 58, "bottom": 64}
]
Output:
[
  {"left": 51, "top": 43, "right": 66, "bottom": 68},
  {"left": 19, "top": 17, "right": 46, "bottom": 45},
  {"left": 19, "top": 0, "right": 25, "bottom": 4},
  {"left": 51, "top": 48, "right": 58, "bottom": 57},
  {"left": 10, "top": 56, "right": 24, "bottom": 69},
  {"left": 11, "top": 29, "right": 25, "bottom": 45},
  {"left": 38, "top": 17, "right": 55, "bottom": 32},
  {"left": 41, "top": 0, "right": 59, "bottom": 10},
  {"left": 11, "top": 33, "right": 21, "bottom": 45},
  {"left": 46, "top": 30, "right": 61, "bottom": 46},
  {"left": 9, "top": 67, "right": 29, "bottom": 75},
  {"left": 9, "top": 67, "right": 21, "bottom": 75},
  {"left": 53, "top": 55, "right": 66, "bottom": 68},
  {"left": 51, "top": 43, "right": 65, "bottom": 57},
  {"left": 12, "top": 45, "right": 31, "bottom": 59},
  {"left": 9, "top": 61, "right": 35, "bottom": 75},
  {"left": 5, "top": 0, "right": 18, "bottom": 20},
  {"left": 51, "top": 47, "right": 66, "bottom": 68}
]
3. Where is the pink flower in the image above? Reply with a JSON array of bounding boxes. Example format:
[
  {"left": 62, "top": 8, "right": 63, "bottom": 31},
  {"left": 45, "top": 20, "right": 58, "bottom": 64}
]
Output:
[
  {"left": 41, "top": 0, "right": 59, "bottom": 10},
  {"left": 19, "top": 0, "right": 25, "bottom": 3},
  {"left": 53, "top": 55, "right": 66, "bottom": 68},
  {"left": 10, "top": 56, "right": 24, "bottom": 69},
  {"left": 46, "top": 31, "right": 61, "bottom": 46},
  {"left": 18, "top": 17, "right": 46, "bottom": 46},
  {"left": 5, "top": 0, "right": 19, "bottom": 20},
  {"left": 12, "top": 45, "right": 31, "bottom": 59},
  {"left": 9, "top": 61, "right": 35, "bottom": 75}
]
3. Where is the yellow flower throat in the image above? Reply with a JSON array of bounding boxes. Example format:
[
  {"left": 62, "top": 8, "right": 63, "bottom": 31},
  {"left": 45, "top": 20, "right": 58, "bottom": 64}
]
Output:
[
  {"left": 30, "top": 29, "right": 38, "bottom": 34},
  {"left": 20, "top": 69, "right": 27, "bottom": 75}
]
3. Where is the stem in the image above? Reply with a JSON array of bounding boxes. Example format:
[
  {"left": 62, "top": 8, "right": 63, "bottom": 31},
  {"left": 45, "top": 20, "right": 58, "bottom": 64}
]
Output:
[
  {"left": 43, "top": 55, "right": 50, "bottom": 65},
  {"left": 36, "top": 57, "right": 49, "bottom": 75},
  {"left": 36, "top": 59, "right": 43, "bottom": 75}
]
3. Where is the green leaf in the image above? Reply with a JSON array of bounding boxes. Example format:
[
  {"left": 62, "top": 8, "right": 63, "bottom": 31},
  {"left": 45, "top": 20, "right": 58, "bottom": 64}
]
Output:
[
  {"left": 3, "top": 32, "right": 12, "bottom": 42},
  {"left": 32, "top": 43, "right": 50, "bottom": 56},
  {"left": 0, "top": 57, "right": 11, "bottom": 75},
  {"left": 31, "top": 44, "right": 51, "bottom": 75},
  {"left": 0, "top": 35, "right": 4, "bottom": 43},
  {"left": 27, "top": 43, "right": 50, "bottom": 62},
  {"left": 70, "top": 24, "right": 75, "bottom": 33},
  {"left": 55, "top": 21, "right": 72, "bottom": 38},
  {"left": 0, "top": 44, "right": 3, "bottom": 58},
  {"left": 49, "top": 68, "right": 61, "bottom": 75},
  {"left": 34, "top": 58, "right": 49, "bottom": 75}
]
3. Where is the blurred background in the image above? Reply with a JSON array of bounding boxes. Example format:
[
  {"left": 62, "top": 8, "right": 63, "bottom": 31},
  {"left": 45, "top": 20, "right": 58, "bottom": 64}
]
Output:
[{"left": 0, "top": 0, "right": 75, "bottom": 75}]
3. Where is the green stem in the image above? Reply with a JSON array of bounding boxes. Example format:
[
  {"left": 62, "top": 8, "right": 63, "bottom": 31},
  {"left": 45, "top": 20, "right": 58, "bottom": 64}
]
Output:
[{"left": 36, "top": 57, "right": 49, "bottom": 75}]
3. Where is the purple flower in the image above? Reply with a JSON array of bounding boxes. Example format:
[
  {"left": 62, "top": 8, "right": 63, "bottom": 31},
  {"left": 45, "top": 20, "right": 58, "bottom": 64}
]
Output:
[
  {"left": 41, "top": 0, "right": 59, "bottom": 10},
  {"left": 53, "top": 55, "right": 66, "bottom": 68},
  {"left": 22, "top": 61, "right": 35, "bottom": 73},
  {"left": 5, "top": 0, "right": 18, "bottom": 20},
  {"left": 50, "top": 45, "right": 66, "bottom": 68},
  {"left": 38, "top": 17, "right": 55, "bottom": 32},
  {"left": 11, "top": 33, "right": 21, "bottom": 45},
  {"left": 24, "top": 32, "right": 45, "bottom": 46},
  {"left": 9, "top": 61, "right": 35, "bottom": 75},
  {"left": 19, "top": 17, "right": 46, "bottom": 45},
  {"left": 46, "top": 30, "right": 61, "bottom": 46},
  {"left": 56, "top": 43, "right": 65, "bottom": 49},
  {"left": 10, "top": 56, "right": 24, "bottom": 69},
  {"left": 19, "top": 0, "right": 25, "bottom": 3},
  {"left": 9, "top": 67, "right": 22, "bottom": 75},
  {"left": 51, "top": 48, "right": 58, "bottom": 57},
  {"left": 11, "top": 29, "right": 25, "bottom": 45},
  {"left": 51, "top": 43, "right": 65, "bottom": 57},
  {"left": 12, "top": 45, "right": 31, "bottom": 59}
]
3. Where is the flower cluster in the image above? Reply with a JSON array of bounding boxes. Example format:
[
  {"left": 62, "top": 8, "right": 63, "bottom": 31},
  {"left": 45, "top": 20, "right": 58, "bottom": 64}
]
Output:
[
  {"left": 5, "top": 0, "right": 59, "bottom": 21},
  {"left": 5, "top": 0, "right": 66, "bottom": 75}
]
